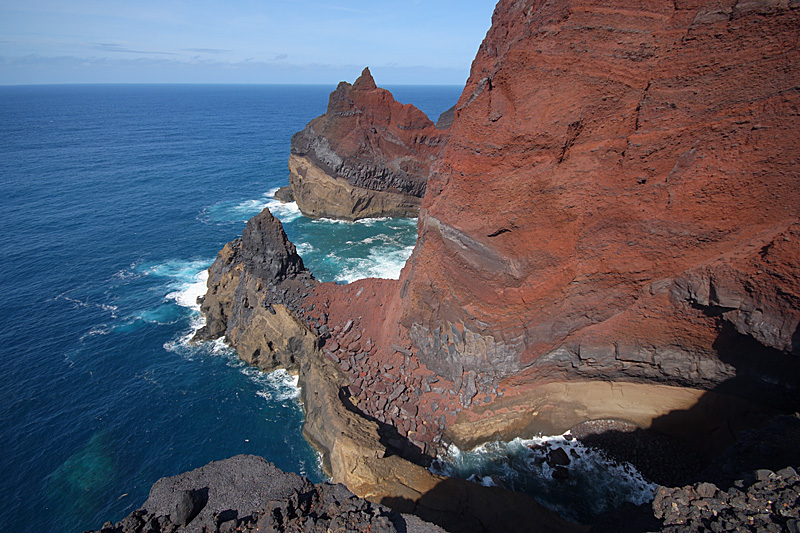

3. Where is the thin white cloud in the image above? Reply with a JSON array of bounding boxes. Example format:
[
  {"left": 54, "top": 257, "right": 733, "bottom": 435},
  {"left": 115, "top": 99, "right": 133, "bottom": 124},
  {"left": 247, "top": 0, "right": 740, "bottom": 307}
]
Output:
[
  {"left": 183, "top": 48, "right": 232, "bottom": 54},
  {"left": 93, "top": 43, "right": 176, "bottom": 55}
]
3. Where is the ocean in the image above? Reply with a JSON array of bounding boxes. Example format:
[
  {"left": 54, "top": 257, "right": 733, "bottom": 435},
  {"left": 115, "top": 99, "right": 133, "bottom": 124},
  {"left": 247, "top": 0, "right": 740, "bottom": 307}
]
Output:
[{"left": 0, "top": 84, "right": 461, "bottom": 533}]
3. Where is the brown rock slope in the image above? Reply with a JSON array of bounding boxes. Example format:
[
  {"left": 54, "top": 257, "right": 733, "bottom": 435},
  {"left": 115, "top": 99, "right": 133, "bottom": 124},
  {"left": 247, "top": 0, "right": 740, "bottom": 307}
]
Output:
[
  {"left": 289, "top": 67, "right": 450, "bottom": 220},
  {"left": 195, "top": 0, "right": 800, "bottom": 529},
  {"left": 381, "top": 0, "right": 800, "bottom": 446},
  {"left": 194, "top": 209, "right": 579, "bottom": 532}
]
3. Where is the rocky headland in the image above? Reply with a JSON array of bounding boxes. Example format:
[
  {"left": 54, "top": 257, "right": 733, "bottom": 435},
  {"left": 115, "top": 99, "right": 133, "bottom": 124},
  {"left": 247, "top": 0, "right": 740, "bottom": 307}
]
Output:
[
  {"left": 98, "top": 0, "right": 800, "bottom": 531},
  {"left": 86, "top": 455, "right": 446, "bottom": 533},
  {"left": 288, "top": 67, "right": 450, "bottom": 220}
]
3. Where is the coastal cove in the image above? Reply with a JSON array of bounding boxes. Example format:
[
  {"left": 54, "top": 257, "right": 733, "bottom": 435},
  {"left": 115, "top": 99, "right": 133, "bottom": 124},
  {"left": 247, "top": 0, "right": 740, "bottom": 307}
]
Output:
[
  {"left": 6, "top": 0, "right": 800, "bottom": 527},
  {"left": 133, "top": 0, "right": 800, "bottom": 530},
  {"left": 0, "top": 84, "right": 461, "bottom": 533}
]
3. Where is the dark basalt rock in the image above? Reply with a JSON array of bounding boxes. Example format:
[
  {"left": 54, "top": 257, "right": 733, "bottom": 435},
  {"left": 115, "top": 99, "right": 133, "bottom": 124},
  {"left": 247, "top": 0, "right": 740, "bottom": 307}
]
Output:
[
  {"left": 85, "top": 455, "right": 445, "bottom": 533},
  {"left": 169, "top": 489, "right": 207, "bottom": 526},
  {"left": 273, "top": 186, "right": 294, "bottom": 203},
  {"left": 435, "top": 105, "right": 455, "bottom": 130},
  {"left": 192, "top": 207, "right": 317, "bottom": 345},
  {"left": 240, "top": 207, "right": 305, "bottom": 283}
]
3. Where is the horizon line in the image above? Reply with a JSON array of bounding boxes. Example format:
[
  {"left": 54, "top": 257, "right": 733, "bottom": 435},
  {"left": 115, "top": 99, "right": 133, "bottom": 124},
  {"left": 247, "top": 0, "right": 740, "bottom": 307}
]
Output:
[{"left": 0, "top": 81, "right": 467, "bottom": 88}]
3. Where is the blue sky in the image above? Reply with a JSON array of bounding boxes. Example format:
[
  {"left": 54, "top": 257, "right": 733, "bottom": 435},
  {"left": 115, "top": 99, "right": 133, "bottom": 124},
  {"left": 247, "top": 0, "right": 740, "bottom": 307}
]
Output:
[{"left": 0, "top": 1, "right": 497, "bottom": 85}]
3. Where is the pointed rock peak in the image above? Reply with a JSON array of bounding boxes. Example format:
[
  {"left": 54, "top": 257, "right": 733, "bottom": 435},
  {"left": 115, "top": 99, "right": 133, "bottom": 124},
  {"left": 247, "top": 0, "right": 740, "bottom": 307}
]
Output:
[{"left": 353, "top": 67, "right": 377, "bottom": 90}]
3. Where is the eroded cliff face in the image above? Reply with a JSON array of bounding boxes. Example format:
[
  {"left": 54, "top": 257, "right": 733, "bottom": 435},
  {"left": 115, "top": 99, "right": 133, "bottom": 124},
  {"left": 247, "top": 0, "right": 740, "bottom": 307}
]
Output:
[
  {"left": 193, "top": 206, "right": 579, "bottom": 532},
  {"left": 289, "top": 67, "right": 449, "bottom": 220},
  {"left": 193, "top": 207, "right": 318, "bottom": 371},
  {"left": 194, "top": 0, "right": 800, "bottom": 527},
  {"left": 393, "top": 0, "right": 800, "bottom": 405}
]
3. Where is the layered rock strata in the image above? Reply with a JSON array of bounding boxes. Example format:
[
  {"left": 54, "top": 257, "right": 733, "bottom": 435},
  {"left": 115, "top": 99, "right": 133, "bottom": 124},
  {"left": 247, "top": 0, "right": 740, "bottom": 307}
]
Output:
[
  {"left": 385, "top": 0, "right": 800, "bottom": 446},
  {"left": 190, "top": 0, "right": 800, "bottom": 529},
  {"left": 194, "top": 207, "right": 579, "bottom": 532},
  {"left": 288, "top": 67, "right": 450, "bottom": 220}
]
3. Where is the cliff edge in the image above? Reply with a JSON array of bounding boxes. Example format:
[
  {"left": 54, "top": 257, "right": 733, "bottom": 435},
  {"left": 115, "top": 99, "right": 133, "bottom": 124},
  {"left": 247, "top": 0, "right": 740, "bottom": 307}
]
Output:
[
  {"left": 188, "top": 0, "right": 800, "bottom": 529},
  {"left": 386, "top": 0, "right": 800, "bottom": 447},
  {"left": 289, "top": 67, "right": 450, "bottom": 220}
]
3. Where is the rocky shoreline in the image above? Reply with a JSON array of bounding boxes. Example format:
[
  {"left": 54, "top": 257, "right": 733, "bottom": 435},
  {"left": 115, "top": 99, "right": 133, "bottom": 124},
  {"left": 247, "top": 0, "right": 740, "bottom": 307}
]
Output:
[
  {"left": 190, "top": 207, "right": 580, "bottom": 532},
  {"left": 287, "top": 68, "right": 451, "bottom": 221},
  {"left": 86, "top": 455, "right": 446, "bottom": 533},
  {"left": 90, "top": 0, "right": 800, "bottom": 530}
]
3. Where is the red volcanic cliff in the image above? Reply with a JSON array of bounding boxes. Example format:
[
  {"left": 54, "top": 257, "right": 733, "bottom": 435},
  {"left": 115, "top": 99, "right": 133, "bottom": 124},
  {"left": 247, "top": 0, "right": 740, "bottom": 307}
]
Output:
[
  {"left": 289, "top": 68, "right": 450, "bottom": 220},
  {"left": 392, "top": 0, "right": 800, "bottom": 401},
  {"left": 198, "top": 0, "right": 800, "bottom": 527}
]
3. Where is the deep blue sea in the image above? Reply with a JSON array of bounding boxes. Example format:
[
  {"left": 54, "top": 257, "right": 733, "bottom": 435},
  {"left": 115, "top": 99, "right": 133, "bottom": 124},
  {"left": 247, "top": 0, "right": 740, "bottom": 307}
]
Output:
[{"left": 0, "top": 84, "right": 462, "bottom": 533}]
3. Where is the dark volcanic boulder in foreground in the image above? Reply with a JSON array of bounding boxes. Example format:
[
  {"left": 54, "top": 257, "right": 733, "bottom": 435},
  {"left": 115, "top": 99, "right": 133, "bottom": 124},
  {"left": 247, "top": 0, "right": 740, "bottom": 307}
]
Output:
[
  {"left": 86, "top": 455, "right": 445, "bottom": 533},
  {"left": 650, "top": 414, "right": 800, "bottom": 532},
  {"left": 289, "top": 67, "right": 450, "bottom": 220}
]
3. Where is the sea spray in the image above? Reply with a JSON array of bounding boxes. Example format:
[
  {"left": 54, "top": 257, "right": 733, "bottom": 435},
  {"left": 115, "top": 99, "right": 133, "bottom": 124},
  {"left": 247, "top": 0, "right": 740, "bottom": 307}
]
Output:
[
  {"left": 432, "top": 433, "right": 657, "bottom": 523},
  {"left": 2, "top": 84, "right": 463, "bottom": 533}
]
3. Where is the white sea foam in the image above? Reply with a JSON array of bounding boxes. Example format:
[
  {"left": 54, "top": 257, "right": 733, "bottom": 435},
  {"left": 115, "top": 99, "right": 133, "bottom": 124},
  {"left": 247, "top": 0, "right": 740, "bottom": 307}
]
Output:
[
  {"left": 139, "top": 258, "right": 210, "bottom": 281},
  {"left": 335, "top": 244, "right": 415, "bottom": 283},
  {"left": 312, "top": 215, "right": 395, "bottom": 226},
  {"left": 295, "top": 242, "right": 314, "bottom": 255},
  {"left": 266, "top": 199, "right": 302, "bottom": 224},
  {"left": 56, "top": 294, "right": 119, "bottom": 319},
  {"left": 433, "top": 433, "right": 657, "bottom": 520},
  {"left": 166, "top": 269, "right": 208, "bottom": 311},
  {"left": 202, "top": 189, "right": 303, "bottom": 225},
  {"left": 252, "top": 369, "right": 301, "bottom": 402}
]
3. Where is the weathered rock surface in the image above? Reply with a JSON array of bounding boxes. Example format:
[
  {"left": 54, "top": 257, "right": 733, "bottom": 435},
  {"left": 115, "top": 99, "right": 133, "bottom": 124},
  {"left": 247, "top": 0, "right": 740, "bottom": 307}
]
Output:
[
  {"left": 650, "top": 414, "right": 800, "bottom": 532},
  {"left": 289, "top": 67, "right": 450, "bottom": 220},
  {"left": 192, "top": 207, "right": 317, "bottom": 372},
  {"left": 391, "top": 0, "right": 800, "bottom": 406},
  {"left": 193, "top": 207, "right": 580, "bottom": 532},
  {"left": 186, "top": 0, "right": 800, "bottom": 530},
  {"left": 273, "top": 185, "right": 294, "bottom": 203},
  {"left": 85, "top": 455, "right": 445, "bottom": 533}
]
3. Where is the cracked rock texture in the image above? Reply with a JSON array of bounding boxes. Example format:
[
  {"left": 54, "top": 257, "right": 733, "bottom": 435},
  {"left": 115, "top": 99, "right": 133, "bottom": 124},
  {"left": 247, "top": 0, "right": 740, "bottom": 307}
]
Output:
[
  {"left": 85, "top": 455, "right": 445, "bottom": 533},
  {"left": 289, "top": 67, "right": 451, "bottom": 220},
  {"left": 392, "top": 0, "right": 800, "bottom": 401},
  {"left": 192, "top": 207, "right": 318, "bottom": 372}
]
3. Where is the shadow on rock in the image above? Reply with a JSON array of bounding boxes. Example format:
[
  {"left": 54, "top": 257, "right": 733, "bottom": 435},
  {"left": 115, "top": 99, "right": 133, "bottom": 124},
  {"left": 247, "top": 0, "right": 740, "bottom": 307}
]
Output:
[
  {"left": 382, "top": 477, "right": 586, "bottom": 533},
  {"left": 338, "top": 386, "right": 431, "bottom": 467}
]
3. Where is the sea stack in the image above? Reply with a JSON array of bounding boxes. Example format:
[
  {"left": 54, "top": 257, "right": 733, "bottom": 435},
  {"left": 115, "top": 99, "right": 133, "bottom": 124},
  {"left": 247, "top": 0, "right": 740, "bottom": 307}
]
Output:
[
  {"left": 192, "top": 0, "right": 800, "bottom": 529},
  {"left": 288, "top": 67, "right": 450, "bottom": 220}
]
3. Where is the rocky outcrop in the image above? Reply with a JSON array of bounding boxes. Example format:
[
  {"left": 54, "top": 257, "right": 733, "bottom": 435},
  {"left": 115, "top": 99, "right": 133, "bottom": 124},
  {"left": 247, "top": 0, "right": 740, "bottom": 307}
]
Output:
[
  {"left": 391, "top": 0, "right": 800, "bottom": 409},
  {"left": 192, "top": 207, "right": 317, "bottom": 372},
  {"left": 650, "top": 414, "right": 800, "bottom": 532},
  {"left": 435, "top": 105, "right": 456, "bottom": 130},
  {"left": 273, "top": 186, "right": 294, "bottom": 203},
  {"left": 289, "top": 67, "right": 450, "bottom": 220},
  {"left": 187, "top": 0, "right": 800, "bottom": 529},
  {"left": 85, "top": 455, "right": 445, "bottom": 533},
  {"left": 192, "top": 206, "right": 580, "bottom": 531},
  {"left": 652, "top": 470, "right": 800, "bottom": 532}
]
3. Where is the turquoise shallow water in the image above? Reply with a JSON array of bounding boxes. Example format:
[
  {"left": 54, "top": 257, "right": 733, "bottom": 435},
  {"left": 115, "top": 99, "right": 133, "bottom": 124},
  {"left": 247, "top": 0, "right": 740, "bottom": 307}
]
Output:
[{"left": 0, "top": 84, "right": 461, "bottom": 532}]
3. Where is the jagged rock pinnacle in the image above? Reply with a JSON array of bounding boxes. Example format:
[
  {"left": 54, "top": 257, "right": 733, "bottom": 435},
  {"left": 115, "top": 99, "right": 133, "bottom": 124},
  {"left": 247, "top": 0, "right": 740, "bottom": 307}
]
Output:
[{"left": 352, "top": 67, "right": 377, "bottom": 91}]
